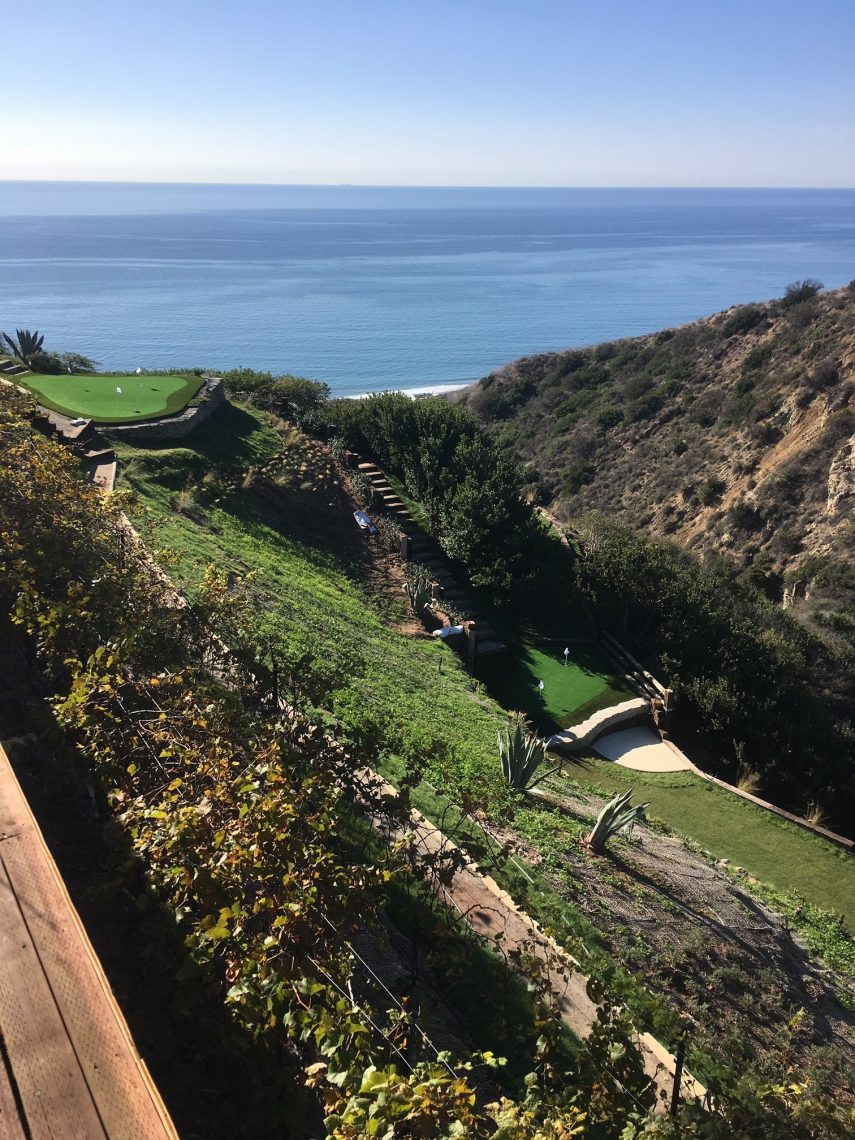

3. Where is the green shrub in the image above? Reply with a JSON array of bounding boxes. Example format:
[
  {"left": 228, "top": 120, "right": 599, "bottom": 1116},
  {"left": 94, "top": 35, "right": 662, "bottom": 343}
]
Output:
[
  {"left": 727, "top": 499, "right": 762, "bottom": 531},
  {"left": 742, "top": 344, "right": 773, "bottom": 374},
  {"left": 781, "top": 279, "right": 823, "bottom": 309},
  {"left": 723, "top": 304, "right": 766, "bottom": 336},
  {"left": 695, "top": 477, "right": 726, "bottom": 506},
  {"left": 562, "top": 460, "right": 595, "bottom": 496},
  {"left": 627, "top": 392, "right": 665, "bottom": 422},
  {"left": 576, "top": 364, "right": 611, "bottom": 390},
  {"left": 596, "top": 406, "right": 623, "bottom": 430},
  {"left": 351, "top": 469, "right": 375, "bottom": 509}
]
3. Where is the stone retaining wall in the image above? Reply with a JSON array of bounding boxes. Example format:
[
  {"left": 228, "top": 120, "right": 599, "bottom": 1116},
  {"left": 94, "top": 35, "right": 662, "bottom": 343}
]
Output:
[
  {"left": 100, "top": 376, "right": 225, "bottom": 442},
  {"left": 546, "top": 697, "right": 650, "bottom": 754}
]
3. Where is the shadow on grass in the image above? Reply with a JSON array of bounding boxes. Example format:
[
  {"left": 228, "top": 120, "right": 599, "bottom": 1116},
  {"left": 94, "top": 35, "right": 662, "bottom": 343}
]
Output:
[{"left": 120, "top": 401, "right": 274, "bottom": 468}]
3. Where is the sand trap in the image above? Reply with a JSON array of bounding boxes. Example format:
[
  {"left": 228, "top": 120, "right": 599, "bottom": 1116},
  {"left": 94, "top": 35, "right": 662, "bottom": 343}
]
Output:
[{"left": 593, "top": 726, "right": 693, "bottom": 772}]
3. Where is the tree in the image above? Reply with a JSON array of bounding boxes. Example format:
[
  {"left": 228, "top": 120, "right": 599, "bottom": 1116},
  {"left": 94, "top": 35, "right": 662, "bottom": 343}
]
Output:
[
  {"left": 781, "top": 279, "right": 823, "bottom": 309},
  {"left": 1, "top": 328, "right": 44, "bottom": 367}
]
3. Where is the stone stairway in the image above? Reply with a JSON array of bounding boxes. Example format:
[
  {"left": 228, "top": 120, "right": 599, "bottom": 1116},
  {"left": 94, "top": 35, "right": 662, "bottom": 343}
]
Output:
[
  {"left": 33, "top": 410, "right": 117, "bottom": 491},
  {"left": 0, "top": 356, "right": 30, "bottom": 378},
  {"left": 356, "top": 460, "right": 506, "bottom": 658},
  {"left": 2, "top": 363, "right": 117, "bottom": 491}
]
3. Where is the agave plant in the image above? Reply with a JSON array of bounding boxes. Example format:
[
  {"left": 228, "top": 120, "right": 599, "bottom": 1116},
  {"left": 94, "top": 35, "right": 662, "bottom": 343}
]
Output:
[
  {"left": 1, "top": 328, "right": 45, "bottom": 367},
  {"left": 403, "top": 562, "right": 432, "bottom": 616},
  {"left": 498, "top": 719, "right": 548, "bottom": 791},
  {"left": 585, "top": 789, "right": 648, "bottom": 855}
]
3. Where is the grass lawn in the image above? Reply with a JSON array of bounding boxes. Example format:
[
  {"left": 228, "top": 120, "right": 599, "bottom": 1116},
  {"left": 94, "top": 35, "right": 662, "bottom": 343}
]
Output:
[
  {"left": 479, "top": 640, "right": 635, "bottom": 730},
  {"left": 21, "top": 372, "right": 203, "bottom": 422},
  {"left": 116, "top": 404, "right": 517, "bottom": 812},
  {"left": 552, "top": 755, "right": 855, "bottom": 929}
]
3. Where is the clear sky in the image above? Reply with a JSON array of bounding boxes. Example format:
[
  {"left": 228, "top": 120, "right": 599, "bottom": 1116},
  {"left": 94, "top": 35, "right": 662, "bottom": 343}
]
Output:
[{"left": 5, "top": 0, "right": 854, "bottom": 186}]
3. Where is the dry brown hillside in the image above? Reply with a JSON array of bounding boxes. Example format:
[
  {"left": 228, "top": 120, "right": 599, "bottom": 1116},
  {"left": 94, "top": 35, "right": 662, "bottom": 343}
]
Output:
[{"left": 458, "top": 281, "right": 855, "bottom": 641}]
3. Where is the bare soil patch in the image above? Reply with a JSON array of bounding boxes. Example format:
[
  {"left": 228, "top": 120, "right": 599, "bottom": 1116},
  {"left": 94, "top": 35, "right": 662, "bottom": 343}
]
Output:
[{"left": 531, "top": 778, "right": 855, "bottom": 1096}]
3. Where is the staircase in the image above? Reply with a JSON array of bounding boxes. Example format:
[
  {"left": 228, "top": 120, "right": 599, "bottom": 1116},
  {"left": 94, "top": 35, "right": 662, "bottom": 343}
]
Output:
[
  {"left": 356, "top": 460, "right": 506, "bottom": 659},
  {"left": 0, "top": 356, "right": 30, "bottom": 379},
  {"left": 32, "top": 410, "right": 117, "bottom": 492}
]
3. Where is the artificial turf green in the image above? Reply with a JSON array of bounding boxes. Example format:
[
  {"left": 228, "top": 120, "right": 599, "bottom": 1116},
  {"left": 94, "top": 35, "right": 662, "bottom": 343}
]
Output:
[
  {"left": 20, "top": 373, "right": 203, "bottom": 422},
  {"left": 479, "top": 640, "right": 635, "bottom": 730},
  {"left": 553, "top": 756, "right": 855, "bottom": 929}
]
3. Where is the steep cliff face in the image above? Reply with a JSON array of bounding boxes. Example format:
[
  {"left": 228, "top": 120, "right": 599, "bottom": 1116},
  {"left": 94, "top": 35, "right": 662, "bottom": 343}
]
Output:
[{"left": 458, "top": 283, "right": 855, "bottom": 637}]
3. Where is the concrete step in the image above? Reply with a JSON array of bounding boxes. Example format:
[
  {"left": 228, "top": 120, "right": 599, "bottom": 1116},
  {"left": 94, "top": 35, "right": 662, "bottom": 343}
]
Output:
[
  {"left": 357, "top": 462, "right": 381, "bottom": 473},
  {"left": 82, "top": 446, "right": 115, "bottom": 463},
  {"left": 477, "top": 640, "right": 507, "bottom": 656},
  {"left": 58, "top": 424, "right": 95, "bottom": 444}
]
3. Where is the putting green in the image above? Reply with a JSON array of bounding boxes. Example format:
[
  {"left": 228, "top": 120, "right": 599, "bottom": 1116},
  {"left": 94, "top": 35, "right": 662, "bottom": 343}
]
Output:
[
  {"left": 479, "top": 640, "right": 635, "bottom": 731},
  {"left": 21, "top": 373, "right": 204, "bottom": 423}
]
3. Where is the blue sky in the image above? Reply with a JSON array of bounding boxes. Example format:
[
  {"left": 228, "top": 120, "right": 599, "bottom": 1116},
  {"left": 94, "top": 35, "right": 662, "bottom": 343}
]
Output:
[{"left": 5, "top": 0, "right": 854, "bottom": 185}]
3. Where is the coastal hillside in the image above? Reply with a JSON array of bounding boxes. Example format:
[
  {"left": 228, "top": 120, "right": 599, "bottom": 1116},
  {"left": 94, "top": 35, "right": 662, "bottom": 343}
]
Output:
[{"left": 458, "top": 282, "right": 855, "bottom": 640}]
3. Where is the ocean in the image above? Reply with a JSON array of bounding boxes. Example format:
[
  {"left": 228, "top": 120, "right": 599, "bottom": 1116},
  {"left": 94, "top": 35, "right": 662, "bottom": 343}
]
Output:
[{"left": 0, "top": 183, "right": 853, "bottom": 397}]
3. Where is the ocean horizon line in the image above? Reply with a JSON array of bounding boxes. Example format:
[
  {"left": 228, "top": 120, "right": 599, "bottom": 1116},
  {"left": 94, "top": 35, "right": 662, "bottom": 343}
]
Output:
[{"left": 1, "top": 178, "right": 852, "bottom": 191}]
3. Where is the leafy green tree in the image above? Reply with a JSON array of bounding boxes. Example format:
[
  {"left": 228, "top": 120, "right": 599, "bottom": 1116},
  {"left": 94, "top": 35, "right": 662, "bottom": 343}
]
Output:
[
  {"left": 220, "top": 369, "right": 330, "bottom": 424},
  {"left": 781, "top": 279, "right": 823, "bottom": 309}
]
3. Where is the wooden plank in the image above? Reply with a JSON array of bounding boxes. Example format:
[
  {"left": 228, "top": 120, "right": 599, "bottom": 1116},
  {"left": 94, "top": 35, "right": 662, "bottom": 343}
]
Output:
[
  {"left": 0, "top": 852, "right": 108, "bottom": 1139},
  {"left": 0, "top": 745, "right": 177, "bottom": 1139},
  {"left": 0, "top": 1040, "right": 29, "bottom": 1140}
]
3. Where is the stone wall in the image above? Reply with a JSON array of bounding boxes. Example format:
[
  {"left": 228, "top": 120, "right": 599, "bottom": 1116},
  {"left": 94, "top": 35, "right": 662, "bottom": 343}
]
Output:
[
  {"left": 100, "top": 376, "right": 225, "bottom": 442},
  {"left": 546, "top": 697, "right": 650, "bottom": 754}
]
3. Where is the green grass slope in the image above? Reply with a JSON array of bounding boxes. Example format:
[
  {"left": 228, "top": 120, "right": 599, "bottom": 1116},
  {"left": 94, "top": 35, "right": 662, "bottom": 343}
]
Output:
[
  {"left": 116, "top": 401, "right": 855, "bottom": 933},
  {"left": 117, "top": 402, "right": 514, "bottom": 808},
  {"left": 21, "top": 372, "right": 202, "bottom": 421}
]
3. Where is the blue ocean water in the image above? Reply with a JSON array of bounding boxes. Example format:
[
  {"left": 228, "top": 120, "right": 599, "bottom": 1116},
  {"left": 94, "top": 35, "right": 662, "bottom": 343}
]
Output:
[{"left": 0, "top": 183, "right": 853, "bottom": 396}]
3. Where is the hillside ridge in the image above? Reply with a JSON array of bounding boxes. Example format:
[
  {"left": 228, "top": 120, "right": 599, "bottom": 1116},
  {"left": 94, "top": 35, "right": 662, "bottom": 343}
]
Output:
[{"left": 458, "top": 281, "right": 855, "bottom": 634}]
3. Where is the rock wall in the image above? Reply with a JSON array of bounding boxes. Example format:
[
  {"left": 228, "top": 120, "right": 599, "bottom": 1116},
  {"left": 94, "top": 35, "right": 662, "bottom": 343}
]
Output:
[
  {"left": 546, "top": 697, "right": 650, "bottom": 754},
  {"left": 101, "top": 377, "right": 225, "bottom": 442}
]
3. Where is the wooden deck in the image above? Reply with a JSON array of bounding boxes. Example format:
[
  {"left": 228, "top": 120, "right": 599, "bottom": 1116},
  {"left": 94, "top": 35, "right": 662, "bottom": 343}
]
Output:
[{"left": 0, "top": 743, "right": 177, "bottom": 1139}]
